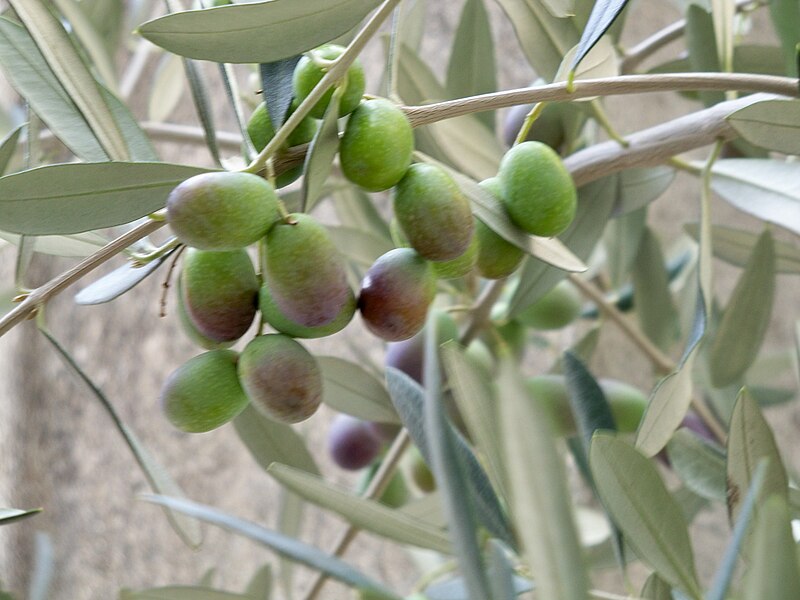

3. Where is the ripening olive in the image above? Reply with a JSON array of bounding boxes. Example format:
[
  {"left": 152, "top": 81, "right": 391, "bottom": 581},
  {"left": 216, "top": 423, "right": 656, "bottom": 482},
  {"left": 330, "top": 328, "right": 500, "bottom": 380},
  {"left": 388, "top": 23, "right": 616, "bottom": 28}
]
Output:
[
  {"left": 327, "top": 414, "right": 383, "bottom": 470},
  {"left": 238, "top": 334, "right": 323, "bottom": 424},
  {"left": 161, "top": 350, "right": 249, "bottom": 433},
  {"left": 516, "top": 280, "right": 582, "bottom": 330},
  {"left": 384, "top": 310, "right": 459, "bottom": 383},
  {"left": 497, "top": 141, "right": 577, "bottom": 237},
  {"left": 259, "top": 280, "right": 355, "bottom": 339},
  {"left": 166, "top": 171, "right": 280, "bottom": 250}
]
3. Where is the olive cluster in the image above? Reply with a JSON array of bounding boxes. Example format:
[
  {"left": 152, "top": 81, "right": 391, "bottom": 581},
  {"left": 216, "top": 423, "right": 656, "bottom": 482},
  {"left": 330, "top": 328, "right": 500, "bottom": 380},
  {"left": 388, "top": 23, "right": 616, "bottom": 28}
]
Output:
[{"left": 158, "top": 43, "right": 580, "bottom": 440}]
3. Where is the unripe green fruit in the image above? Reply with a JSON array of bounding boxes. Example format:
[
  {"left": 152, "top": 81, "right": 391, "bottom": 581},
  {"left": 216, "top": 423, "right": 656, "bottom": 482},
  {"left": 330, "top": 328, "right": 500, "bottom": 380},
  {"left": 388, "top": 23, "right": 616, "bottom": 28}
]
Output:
[
  {"left": 393, "top": 163, "right": 474, "bottom": 262},
  {"left": 264, "top": 213, "right": 351, "bottom": 328},
  {"left": 433, "top": 233, "right": 478, "bottom": 279},
  {"left": 358, "top": 248, "right": 437, "bottom": 341},
  {"left": 259, "top": 280, "right": 356, "bottom": 338},
  {"left": 408, "top": 446, "right": 435, "bottom": 493},
  {"left": 176, "top": 276, "right": 234, "bottom": 350},
  {"left": 166, "top": 171, "right": 280, "bottom": 250},
  {"left": 293, "top": 45, "right": 365, "bottom": 119},
  {"left": 516, "top": 280, "right": 581, "bottom": 330},
  {"left": 525, "top": 374, "right": 648, "bottom": 435},
  {"left": 498, "top": 141, "right": 577, "bottom": 237},
  {"left": 181, "top": 248, "right": 258, "bottom": 343},
  {"left": 247, "top": 101, "right": 318, "bottom": 188},
  {"left": 503, "top": 102, "right": 566, "bottom": 150},
  {"left": 356, "top": 464, "right": 409, "bottom": 508},
  {"left": 464, "top": 338, "right": 494, "bottom": 377},
  {"left": 340, "top": 98, "right": 414, "bottom": 192},
  {"left": 238, "top": 334, "right": 323, "bottom": 423},
  {"left": 161, "top": 350, "right": 249, "bottom": 433},
  {"left": 474, "top": 178, "right": 525, "bottom": 279}
]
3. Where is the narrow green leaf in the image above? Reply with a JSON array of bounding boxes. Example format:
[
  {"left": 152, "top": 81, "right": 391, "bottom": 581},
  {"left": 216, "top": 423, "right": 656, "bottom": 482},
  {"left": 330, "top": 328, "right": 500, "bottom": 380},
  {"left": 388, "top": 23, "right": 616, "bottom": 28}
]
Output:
[
  {"left": 260, "top": 57, "right": 301, "bottom": 133},
  {"left": 326, "top": 226, "right": 393, "bottom": 269},
  {"left": 0, "top": 162, "right": 209, "bottom": 235},
  {"left": 590, "top": 434, "right": 702, "bottom": 599},
  {"left": 267, "top": 463, "right": 452, "bottom": 554},
  {"left": 39, "top": 327, "right": 202, "bottom": 548},
  {"left": 76, "top": 255, "right": 171, "bottom": 305},
  {"left": 709, "top": 229, "right": 775, "bottom": 387},
  {"left": 636, "top": 296, "right": 706, "bottom": 457},
  {"left": 632, "top": 227, "right": 679, "bottom": 351},
  {"left": 563, "top": 352, "right": 617, "bottom": 450},
  {"left": 423, "top": 575, "right": 533, "bottom": 600},
  {"left": 446, "top": 0, "right": 496, "bottom": 129},
  {"left": 385, "top": 367, "right": 515, "bottom": 546},
  {"left": 710, "top": 159, "right": 800, "bottom": 236},
  {"left": 318, "top": 356, "right": 398, "bottom": 423},
  {"left": 706, "top": 461, "right": 767, "bottom": 600},
  {"left": 557, "top": 36, "right": 619, "bottom": 91},
  {"left": 726, "top": 388, "right": 788, "bottom": 523},
  {"left": 684, "top": 223, "right": 800, "bottom": 274},
  {"left": 0, "top": 507, "right": 42, "bottom": 526},
  {"left": 0, "top": 124, "right": 23, "bottom": 177},
  {"left": 667, "top": 429, "right": 727, "bottom": 503},
  {"left": 508, "top": 174, "right": 615, "bottom": 318},
  {"left": 568, "top": 0, "right": 630, "bottom": 75},
  {"left": 301, "top": 92, "right": 340, "bottom": 212},
  {"left": 143, "top": 495, "right": 402, "bottom": 600},
  {"left": 686, "top": 5, "right": 724, "bottom": 107},
  {"left": 640, "top": 573, "right": 672, "bottom": 600},
  {"left": 604, "top": 206, "right": 646, "bottom": 289},
  {"left": 727, "top": 99, "right": 800, "bottom": 155},
  {"left": 711, "top": 0, "right": 735, "bottom": 74},
  {"left": 493, "top": 0, "right": 578, "bottom": 80},
  {"left": 741, "top": 496, "right": 800, "bottom": 600},
  {"left": 486, "top": 540, "right": 517, "bottom": 600},
  {"left": 0, "top": 18, "right": 106, "bottom": 161},
  {"left": 28, "top": 532, "right": 54, "bottom": 600},
  {"left": 244, "top": 564, "right": 272, "bottom": 600},
  {"left": 441, "top": 341, "right": 506, "bottom": 499},
  {"left": 102, "top": 86, "right": 159, "bottom": 162},
  {"left": 331, "top": 184, "right": 391, "bottom": 241},
  {"left": 181, "top": 57, "right": 221, "bottom": 166},
  {"left": 276, "top": 489, "right": 302, "bottom": 599},
  {"left": 499, "top": 353, "right": 589, "bottom": 600},
  {"left": 422, "top": 313, "right": 491, "bottom": 600},
  {"left": 149, "top": 53, "right": 186, "bottom": 122},
  {"left": 0, "top": 231, "right": 106, "bottom": 258},
  {"left": 8, "top": 0, "right": 129, "bottom": 159},
  {"left": 769, "top": 0, "right": 800, "bottom": 75},
  {"left": 138, "top": 0, "right": 382, "bottom": 64},
  {"left": 610, "top": 167, "right": 675, "bottom": 216},
  {"left": 233, "top": 404, "right": 319, "bottom": 476}
]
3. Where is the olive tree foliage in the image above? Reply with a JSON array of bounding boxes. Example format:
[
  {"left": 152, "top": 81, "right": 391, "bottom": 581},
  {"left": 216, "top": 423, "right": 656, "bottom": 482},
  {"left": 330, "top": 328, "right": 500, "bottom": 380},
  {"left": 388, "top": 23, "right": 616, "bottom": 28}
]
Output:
[{"left": 0, "top": 0, "right": 799, "bottom": 598}]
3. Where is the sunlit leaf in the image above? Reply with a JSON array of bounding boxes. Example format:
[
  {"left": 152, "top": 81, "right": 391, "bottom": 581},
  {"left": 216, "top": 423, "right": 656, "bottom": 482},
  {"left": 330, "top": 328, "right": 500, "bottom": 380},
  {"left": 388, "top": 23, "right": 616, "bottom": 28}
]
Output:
[
  {"left": 486, "top": 540, "right": 517, "bottom": 600},
  {"left": 0, "top": 162, "right": 209, "bottom": 235},
  {"left": 75, "top": 251, "right": 176, "bottom": 305},
  {"left": 0, "top": 231, "right": 107, "bottom": 258},
  {"left": 727, "top": 99, "right": 800, "bottom": 155},
  {"left": 143, "top": 495, "right": 401, "bottom": 600},
  {"left": 148, "top": 53, "right": 186, "bottom": 122},
  {"left": 667, "top": 429, "right": 727, "bottom": 503},
  {"left": 709, "top": 230, "right": 775, "bottom": 387},
  {"left": 499, "top": 353, "right": 589, "bottom": 600},
  {"left": 709, "top": 159, "right": 800, "bottom": 236},
  {"left": 318, "top": 356, "right": 398, "bottom": 423},
  {"left": 233, "top": 404, "right": 319, "bottom": 476},
  {"left": 568, "top": 0, "right": 629, "bottom": 75},
  {"left": 591, "top": 434, "right": 703, "bottom": 599},
  {"left": 267, "top": 463, "right": 452, "bottom": 554},
  {"left": 610, "top": 167, "right": 675, "bottom": 216},
  {"left": 0, "top": 124, "right": 23, "bottom": 177},
  {"left": 726, "top": 388, "right": 788, "bottom": 524},
  {"left": 8, "top": 0, "right": 129, "bottom": 159},
  {"left": 138, "top": 0, "right": 382, "bottom": 64}
]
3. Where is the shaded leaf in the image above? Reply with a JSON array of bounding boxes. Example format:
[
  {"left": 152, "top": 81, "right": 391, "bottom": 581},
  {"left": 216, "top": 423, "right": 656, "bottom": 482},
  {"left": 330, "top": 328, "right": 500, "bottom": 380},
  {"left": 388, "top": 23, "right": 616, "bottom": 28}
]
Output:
[
  {"left": 709, "top": 159, "right": 800, "bottom": 236},
  {"left": 148, "top": 53, "right": 186, "bottom": 122},
  {"left": 0, "top": 124, "right": 23, "bottom": 177},
  {"left": 260, "top": 57, "right": 301, "bottom": 133},
  {"left": 632, "top": 227, "right": 679, "bottom": 351},
  {"left": 28, "top": 532, "right": 54, "bottom": 600},
  {"left": 0, "top": 507, "right": 42, "bottom": 526},
  {"left": 499, "top": 353, "right": 589, "bottom": 600},
  {"left": 640, "top": 573, "right": 672, "bottom": 600},
  {"left": 233, "top": 404, "right": 319, "bottom": 476},
  {"left": 326, "top": 226, "right": 393, "bottom": 269},
  {"left": 385, "top": 367, "right": 515, "bottom": 546},
  {"left": 0, "top": 162, "right": 209, "bottom": 235},
  {"left": 446, "top": 0, "right": 496, "bottom": 129},
  {"left": 0, "top": 231, "right": 107, "bottom": 258},
  {"left": 726, "top": 388, "right": 788, "bottom": 524},
  {"left": 120, "top": 587, "right": 252, "bottom": 599},
  {"left": 486, "top": 540, "right": 517, "bottom": 600},
  {"left": 591, "top": 434, "right": 702, "bottom": 599},
  {"left": 604, "top": 206, "right": 646, "bottom": 289},
  {"left": 331, "top": 185, "right": 391, "bottom": 241},
  {"left": 557, "top": 36, "right": 619, "bottom": 94},
  {"left": 769, "top": 0, "right": 800, "bottom": 75},
  {"left": 138, "top": 0, "right": 382, "bottom": 64},
  {"left": 267, "top": 463, "right": 452, "bottom": 554},
  {"left": 569, "top": 0, "right": 629, "bottom": 75},
  {"left": 244, "top": 564, "right": 272, "bottom": 600},
  {"left": 741, "top": 495, "right": 800, "bottom": 599},
  {"left": 8, "top": 0, "right": 129, "bottom": 159},
  {"left": 75, "top": 250, "right": 176, "bottom": 305},
  {"left": 318, "top": 356, "right": 398, "bottom": 423},
  {"left": 424, "top": 575, "right": 533, "bottom": 600},
  {"left": 441, "top": 341, "right": 506, "bottom": 499},
  {"left": 610, "top": 166, "right": 675, "bottom": 216},
  {"left": 684, "top": 223, "right": 800, "bottom": 274},
  {"left": 143, "top": 495, "right": 401, "bottom": 599},
  {"left": 421, "top": 314, "right": 491, "bottom": 600},
  {"left": 181, "top": 56, "right": 221, "bottom": 166},
  {"left": 667, "top": 429, "right": 727, "bottom": 503},
  {"left": 301, "top": 92, "right": 340, "bottom": 211},
  {"left": 686, "top": 4, "right": 724, "bottom": 107},
  {"left": 709, "top": 229, "right": 775, "bottom": 387}
]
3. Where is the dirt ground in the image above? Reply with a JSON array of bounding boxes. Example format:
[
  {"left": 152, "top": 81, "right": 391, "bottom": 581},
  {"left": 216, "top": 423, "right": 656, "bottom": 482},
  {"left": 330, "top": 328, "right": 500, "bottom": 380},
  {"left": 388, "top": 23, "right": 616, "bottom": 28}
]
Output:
[{"left": 1, "top": 1, "right": 798, "bottom": 598}]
